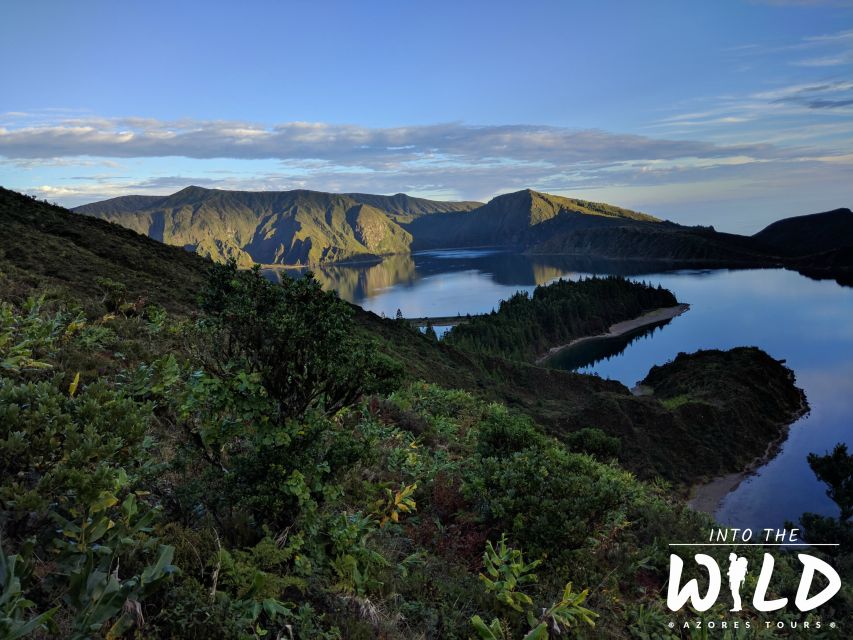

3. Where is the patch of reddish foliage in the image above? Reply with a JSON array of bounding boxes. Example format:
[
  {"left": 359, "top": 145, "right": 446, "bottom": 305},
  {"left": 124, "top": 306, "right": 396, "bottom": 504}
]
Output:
[{"left": 406, "top": 471, "right": 492, "bottom": 570}]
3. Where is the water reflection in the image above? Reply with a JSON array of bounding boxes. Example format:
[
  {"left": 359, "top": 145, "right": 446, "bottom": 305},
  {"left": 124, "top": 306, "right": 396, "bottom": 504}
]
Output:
[
  {"left": 263, "top": 254, "right": 418, "bottom": 303},
  {"left": 543, "top": 319, "right": 674, "bottom": 372},
  {"left": 264, "top": 250, "right": 689, "bottom": 318}
]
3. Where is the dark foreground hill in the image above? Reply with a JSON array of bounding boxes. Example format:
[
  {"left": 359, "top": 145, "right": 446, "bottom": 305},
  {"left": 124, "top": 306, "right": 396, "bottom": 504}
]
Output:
[
  {"left": 751, "top": 208, "right": 853, "bottom": 285},
  {"left": 0, "top": 187, "right": 208, "bottom": 312}
]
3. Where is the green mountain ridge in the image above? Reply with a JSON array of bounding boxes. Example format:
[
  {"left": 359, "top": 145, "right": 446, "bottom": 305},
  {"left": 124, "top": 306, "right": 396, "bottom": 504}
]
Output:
[
  {"left": 74, "top": 186, "right": 662, "bottom": 264},
  {"left": 73, "top": 186, "right": 853, "bottom": 285},
  {"left": 407, "top": 188, "right": 661, "bottom": 249},
  {"left": 74, "top": 186, "right": 481, "bottom": 266}
]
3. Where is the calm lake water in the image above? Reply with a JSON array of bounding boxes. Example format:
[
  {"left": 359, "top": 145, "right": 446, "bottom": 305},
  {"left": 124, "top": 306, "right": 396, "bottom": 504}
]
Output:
[{"left": 265, "top": 250, "right": 853, "bottom": 531}]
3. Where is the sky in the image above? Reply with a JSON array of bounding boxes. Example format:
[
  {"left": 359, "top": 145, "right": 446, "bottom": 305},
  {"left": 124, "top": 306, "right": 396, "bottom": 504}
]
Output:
[{"left": 1, "top": 0, "right": 852, "bottom": 233}]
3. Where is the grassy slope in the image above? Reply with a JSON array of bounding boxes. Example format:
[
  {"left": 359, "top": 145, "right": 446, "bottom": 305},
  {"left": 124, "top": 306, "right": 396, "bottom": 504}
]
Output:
[
  {"left": 0, "top": 187, "right": 208, "bottom": 313},
  {"left": 1, "top": 187, "right": 806, "bottom": 485}
]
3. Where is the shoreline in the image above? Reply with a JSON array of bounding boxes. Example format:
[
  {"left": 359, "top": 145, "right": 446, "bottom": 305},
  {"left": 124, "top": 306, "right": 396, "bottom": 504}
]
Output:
[
  {"left": 535, "top": 303, "right": 690, "bottom": 364},
  {"left": 688, "top": 396, "right": 810, "bottom": 516}
]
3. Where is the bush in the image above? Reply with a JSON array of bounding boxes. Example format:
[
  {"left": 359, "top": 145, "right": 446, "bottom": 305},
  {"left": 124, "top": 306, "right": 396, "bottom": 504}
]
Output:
[
  {"left": 199, "top": 260, "right": 401, "bottom": 421},
  {"left": 563, "top": 427, "right": 621, "bottom": 459},
  {"left": 475, "top": 406, "right": 544, "bottom": 459}
]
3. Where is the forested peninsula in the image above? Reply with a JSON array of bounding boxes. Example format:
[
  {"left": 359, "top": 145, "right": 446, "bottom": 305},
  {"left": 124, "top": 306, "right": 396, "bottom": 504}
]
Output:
[{"left": 443, "top": 276, "right": 679, "bottom": 362}]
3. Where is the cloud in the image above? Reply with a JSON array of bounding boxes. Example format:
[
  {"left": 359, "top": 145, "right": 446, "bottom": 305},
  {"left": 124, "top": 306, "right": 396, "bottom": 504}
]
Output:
[
  {"left": 0, "top": 115, "right": 776, "bottom": 167},
  {"left": 804, "top": 98, "right": 853, "bottom": 108},
  {"left": 649, "top": 79, "right": 853, "bottom": 143},
  {"left": 0, "top": 112, "right": 799, "bottom": 207},
  {"left": 766, "top": 80, "right": 853, "bottom": 109}
]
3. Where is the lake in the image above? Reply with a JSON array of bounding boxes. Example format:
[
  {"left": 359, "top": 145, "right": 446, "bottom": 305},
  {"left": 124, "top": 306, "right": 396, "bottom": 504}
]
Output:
[{"left": 265, "top": 249, "right": 853, "bottom": 532}]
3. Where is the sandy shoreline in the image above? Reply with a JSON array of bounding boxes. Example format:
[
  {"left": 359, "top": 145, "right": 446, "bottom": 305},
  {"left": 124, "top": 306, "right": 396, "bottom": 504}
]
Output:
[
  {"left": 688, "top": 397, "right": 810, "bottom": 516},
  {"left": 535, "top": 303, "right": 690, "bottom": 364}
]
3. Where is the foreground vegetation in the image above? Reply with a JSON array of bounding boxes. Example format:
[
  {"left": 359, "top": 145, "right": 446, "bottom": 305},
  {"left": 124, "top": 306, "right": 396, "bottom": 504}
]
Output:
[{"left": 1, "top": 189, "right": 848, "bottom": 637}]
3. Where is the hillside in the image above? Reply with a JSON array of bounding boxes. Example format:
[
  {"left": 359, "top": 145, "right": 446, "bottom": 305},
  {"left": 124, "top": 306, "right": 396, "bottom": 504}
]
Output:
[
  {"left": 75, "top": 186, "right": 478, "bottom": 266},
  {"left": 4, "top": 186, "right": 804, "bottom": 485},
  {"left": 342, "top": 191, "right": 482, "bottom": 221},
  {"left": 753, "top": 207, "right": 853, "bottom": 256},
  {"left": 407, "top": 189, "right": 660, "bottom": 249},
  {"left": 526, "top": 215, "right": 776, "bottom": 265},
  {"left": 0, "top": 186, "right": 823, "bottom": 637},
  {"left": 0, "top": 187, "right": 208, "bottom": 312}
]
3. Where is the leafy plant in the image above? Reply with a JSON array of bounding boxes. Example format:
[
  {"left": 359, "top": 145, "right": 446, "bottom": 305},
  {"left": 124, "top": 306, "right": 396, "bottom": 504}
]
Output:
[
  {"left": 0, "top": 297, "right": 70, "bottom": 373},
  {"left": 0, "top": 542, "right": 57, "bottom": 639},
  {"left": 95, "top": 277, "right": 128, "bottom": 313},
  {"left": 807, "top": 443, "right": 853, "bottom": 521},
  {"left": 471, "top": 582, "right": 597, "bottom": 640},
  {"left": 373, "top": 483, "right": 418, "bottom": 528},
  {"left": 525, "top": 582, "right": 597, "bottom": 636},
  {"left": 479, "top": 534, "right": 541, "bottom": 612}
]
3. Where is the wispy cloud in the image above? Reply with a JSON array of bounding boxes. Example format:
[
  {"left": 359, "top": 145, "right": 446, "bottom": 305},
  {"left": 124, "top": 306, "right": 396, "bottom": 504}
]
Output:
[
  {"left": 0, "top": 112, "right": 799, "bottom": 206},
  {"left": 793, "top": 53, "right": 853, "bottom": 66},
  {"left": 0, "top": 114, "right": 775, "bottom": 166},
  {"left": 649, "top": 77, "right": 853, "bottom": 146}
]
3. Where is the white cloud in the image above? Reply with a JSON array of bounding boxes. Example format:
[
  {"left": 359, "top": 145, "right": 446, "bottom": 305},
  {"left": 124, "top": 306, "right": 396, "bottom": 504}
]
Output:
[{"left": 0, "top": 114, "right": 777, "bottom": 166}]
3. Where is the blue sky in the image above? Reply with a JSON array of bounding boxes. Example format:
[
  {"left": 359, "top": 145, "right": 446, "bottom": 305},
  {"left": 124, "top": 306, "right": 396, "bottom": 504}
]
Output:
[{"left": 1, "top": 0, "right": 852, "bottom": 232}]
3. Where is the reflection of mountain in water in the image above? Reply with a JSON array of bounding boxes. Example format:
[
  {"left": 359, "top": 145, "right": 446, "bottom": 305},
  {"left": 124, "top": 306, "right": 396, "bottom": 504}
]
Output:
[
  {"left": 545, "top": 319, "right": 674, "bottom": 372},
  {"left": 263, "top": 254, "right": 418, "bottom": 303},
  {"left": 409, "top": 251, "right": 688, "bottom": 287},
  {"left": 264, "top": 250, "right": 724, "bottom": 309}
]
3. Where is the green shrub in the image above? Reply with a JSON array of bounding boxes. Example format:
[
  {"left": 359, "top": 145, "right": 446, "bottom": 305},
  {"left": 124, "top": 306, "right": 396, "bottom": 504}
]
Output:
[
  {"left": 563, "top": 427, "right": 621, "bottom": 459},
  {"left": 475, "top": 406, "right": 544, "bottom": 459},
  {"left": 0, "top": 378, "right": 150, "bottom": 526},
  {"left": 199, "top": 260, "right": 401, "bottom": 420}
]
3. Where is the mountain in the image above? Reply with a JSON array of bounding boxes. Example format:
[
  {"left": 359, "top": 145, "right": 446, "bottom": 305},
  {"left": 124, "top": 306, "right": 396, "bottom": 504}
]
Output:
[
  {"left": 75, "top": 186, "right": 479, "bottom": 266},
  {"left": 753, "top": 207, "right": 853, "bottom": 256},
  {"left": 341, "top": 192, "right": 482, "bottom": 221},
  {"left": 525, "top": 215, "right": 775, "bottom": 264},
  {"left": 74, "top": 187, "right": 660, "bottom": 262},
  {"left": 749, "top": 208, "right": 853, "bottom": 286},
  {"left": 74, "top": 186, "right": 853, "bottom": 283},
  {"left": 406, "top": 189, "right": 660, "bottom": 249}
]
